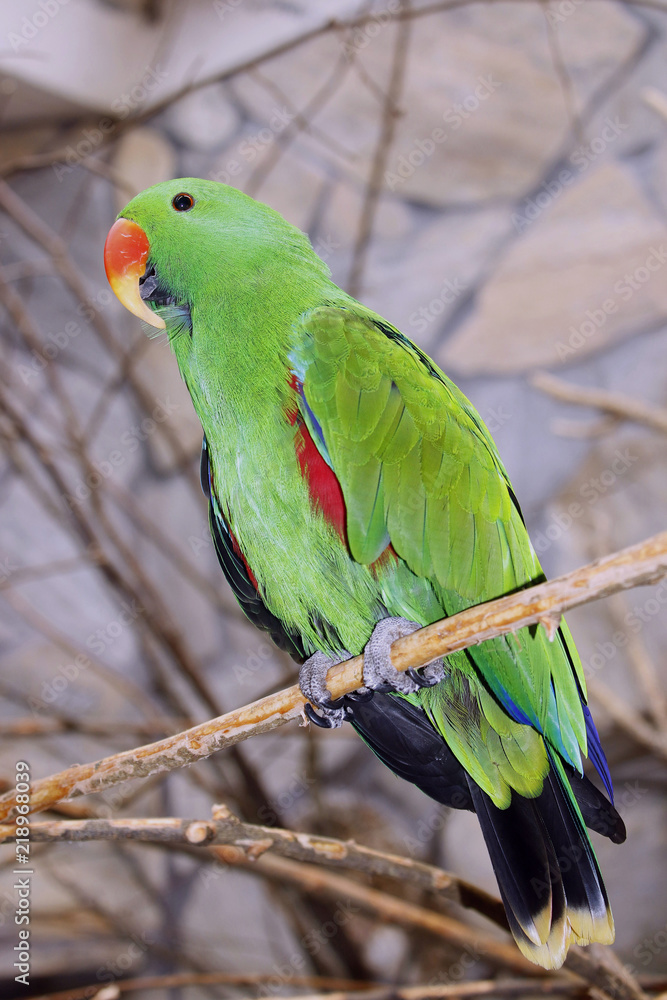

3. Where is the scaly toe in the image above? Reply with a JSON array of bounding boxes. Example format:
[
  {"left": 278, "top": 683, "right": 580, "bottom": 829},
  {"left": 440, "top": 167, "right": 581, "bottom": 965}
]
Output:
[
  {"left": 363, "top": 617, "right": 426, "bottom": 695},
  {"left": 299, "top": 649, "right": 352, "bottom": 729}
]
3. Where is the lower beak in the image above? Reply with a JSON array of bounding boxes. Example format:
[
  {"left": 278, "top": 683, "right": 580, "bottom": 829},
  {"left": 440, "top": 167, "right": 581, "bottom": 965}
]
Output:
[{"left": 104, "top": 218, "right": 166, "bottom": 330}]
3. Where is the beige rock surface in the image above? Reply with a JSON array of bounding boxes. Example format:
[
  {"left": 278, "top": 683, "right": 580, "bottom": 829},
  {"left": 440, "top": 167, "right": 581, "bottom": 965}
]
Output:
[
  {"left": 440, "top": 163, "right": 667, "bottom": 374},
  {"left": 112, "top": 126, "right": 176, "bottom": 210}
]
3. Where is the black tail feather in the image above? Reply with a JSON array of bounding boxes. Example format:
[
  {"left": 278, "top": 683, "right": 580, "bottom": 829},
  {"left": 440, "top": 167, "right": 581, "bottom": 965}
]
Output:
[
  {"left": 345, "top": 692, "right": 473, "bottom": 811},
  {"left": 466, "top": 778, "right": 566, "bottom": 950},
  {"left": 344, "top": 693, "right": 619, "bottom": 968},
  {"left": 467, "top": 762, "right": 614, "bottom": 967},
  {"left": 565, "top": 765, "right": 626, "bottom": 844}
]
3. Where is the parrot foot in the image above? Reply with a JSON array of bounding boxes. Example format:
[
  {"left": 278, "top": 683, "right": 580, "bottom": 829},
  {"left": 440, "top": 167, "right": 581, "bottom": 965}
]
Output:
[
  {"left": 299, "top": 650, "right": 352, "bottom": 729},
  {"left": 363, "top": 617, "right": 445, "bottom": 695}
]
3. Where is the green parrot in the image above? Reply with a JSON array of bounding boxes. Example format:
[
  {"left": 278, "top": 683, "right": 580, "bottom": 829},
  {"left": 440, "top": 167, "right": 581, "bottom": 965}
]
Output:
[{"left": 104, "top": 179, "right": 625, "bottom": 969}]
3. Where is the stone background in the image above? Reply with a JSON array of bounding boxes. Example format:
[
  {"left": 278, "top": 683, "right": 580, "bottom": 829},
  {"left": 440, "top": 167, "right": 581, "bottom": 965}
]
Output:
[{"left": 0, "top": 0, "right": 666, "bottom": 997}]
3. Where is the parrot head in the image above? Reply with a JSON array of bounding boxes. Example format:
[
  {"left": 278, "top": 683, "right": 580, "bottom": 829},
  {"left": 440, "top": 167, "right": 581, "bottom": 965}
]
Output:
[{"left": 104, "top": 178, "right": 328, "bottom": 349}]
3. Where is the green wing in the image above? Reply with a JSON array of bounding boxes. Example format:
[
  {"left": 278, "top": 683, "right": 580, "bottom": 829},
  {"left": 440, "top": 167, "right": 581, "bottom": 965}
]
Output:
[{"left": 293, "top": 305, "right": 588, "bottom": 804}]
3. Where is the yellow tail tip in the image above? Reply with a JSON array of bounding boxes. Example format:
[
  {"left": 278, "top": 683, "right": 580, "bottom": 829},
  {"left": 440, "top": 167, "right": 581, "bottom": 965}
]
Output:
[{"left": 514, "top": 906, "right": 615, "bottom": 970}]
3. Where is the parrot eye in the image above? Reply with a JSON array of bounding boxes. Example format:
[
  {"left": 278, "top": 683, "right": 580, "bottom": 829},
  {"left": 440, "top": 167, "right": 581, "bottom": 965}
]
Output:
[{"left": 172, "top": 192, "right": 194, "bottom": 212}]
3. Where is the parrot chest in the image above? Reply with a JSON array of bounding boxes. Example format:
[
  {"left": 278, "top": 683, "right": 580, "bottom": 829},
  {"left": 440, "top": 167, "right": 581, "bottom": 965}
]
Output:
[{"left": 205, "top": 417, "right": 384, "bottom": 655}]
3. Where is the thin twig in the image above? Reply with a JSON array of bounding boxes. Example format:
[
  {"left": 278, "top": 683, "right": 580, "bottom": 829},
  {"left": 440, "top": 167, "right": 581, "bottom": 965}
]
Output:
[
  {"left": 222, "top": 851, "right": 648, "bottom": 999},
  {"left": 531, "top": 372, "right": 667, "bottom": 435},
  {"left": 0, "top": 811, "right": 647, "bottom": 997},
  {"left": 2, "top": 0, "right": 666, "bottom": 183},
  {"left": 0, "top": 585, "right": 162, "bottom": 720},
  {"left": 27, "top": 973, "right": 377, "bottom": 1000},
  {"left": 541, "top": 3, "right": 585, "bottom": 145},
  {"left": 348, "top": 0, "right": 411, "bottom": 297},
  {"left": 642, "top": 86, "right": 667, "bottom": 122},
  {"left": 550, "top": 416, "right": 620, "bottom": 440},
  {"left": 36, "top": 974, "right": 667, "bottom": 1000},
  {"left": 0, "top": 808, "right": 502, "bottom": 922},
  {"left": 607, "top": 593, "right": 667, "bottom": 733},
  {"left": 587, "top": 677, "right": 667, "bottom": 760},
  {"left": 0, "top": 717, "right": 185, "bottom": 739},
  {"left": 219, "top": 849, "right": 536, "bottom": 976},
  {"left": 0, "top": 179, "right": 203, "bottom": 498}
]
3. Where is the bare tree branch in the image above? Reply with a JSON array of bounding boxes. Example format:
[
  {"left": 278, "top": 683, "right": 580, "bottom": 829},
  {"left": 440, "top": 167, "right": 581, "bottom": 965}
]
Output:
[
  {"left": 219, "top": 852, "right": 648, "bottom": 999},
  {"left": 0, "top": 531, "right": 665, "bottom": 823},
  {"left": 0, "top": 807, "right": 502, "bottom": 921},
  {"left": 587, "top": 677, "right": 667, "bottom": 759},
  {"left": 216, "top": 848, "right": 537, "bottom": 976},
  {"left": 531, "top": 372, "right": 667, "bottom": 435},
  {"left": 29, "top": 971, "right": 667, "bottom": 1000},
  {"left": 0, "top": 809, "right": 649, "bottom": 998},
  {"left": 25, "top": 972, "right": 378, "bottom": 1000},
  {"left": 347, "top": 0, "right": 411, "bottom": 297}
]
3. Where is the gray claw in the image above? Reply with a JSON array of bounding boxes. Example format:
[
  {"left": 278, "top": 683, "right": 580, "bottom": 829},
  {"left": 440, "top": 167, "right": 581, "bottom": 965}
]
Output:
[
  {"left": 299, "top": 650, "right": 352, "bottom": 729},
  {"left": 407, "top": 662, "right": 446, "bottom": 687},
  {"left": 304, "top": 702, "right": 341, "bottom": 729},
  {"left": 363, "top": 617, "right": 445, "bottom": 694}
]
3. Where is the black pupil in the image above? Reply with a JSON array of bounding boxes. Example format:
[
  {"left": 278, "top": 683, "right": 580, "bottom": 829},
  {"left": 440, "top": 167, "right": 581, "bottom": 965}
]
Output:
[{"left": 173, "top": 193, "right": 193, "bottom": 211}]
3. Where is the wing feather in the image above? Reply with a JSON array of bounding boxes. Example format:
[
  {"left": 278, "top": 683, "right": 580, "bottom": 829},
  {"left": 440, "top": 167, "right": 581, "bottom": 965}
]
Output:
[{"left": 292, "top": 305, "right": 598, "bottom": 801}]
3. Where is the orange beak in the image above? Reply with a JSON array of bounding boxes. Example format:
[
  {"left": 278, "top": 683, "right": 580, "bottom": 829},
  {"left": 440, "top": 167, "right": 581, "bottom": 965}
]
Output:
[{"left": 104, "top": 218, "right": 166, "bottom": 330}]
